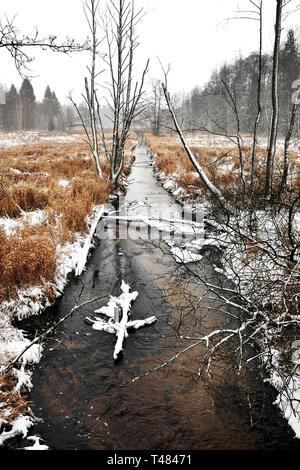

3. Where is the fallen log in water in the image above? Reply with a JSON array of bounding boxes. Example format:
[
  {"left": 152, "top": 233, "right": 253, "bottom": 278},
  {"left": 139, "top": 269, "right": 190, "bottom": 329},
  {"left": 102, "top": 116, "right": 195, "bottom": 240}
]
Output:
[{"left": 86, "top": 280, "right": 157, "bottom": 360}]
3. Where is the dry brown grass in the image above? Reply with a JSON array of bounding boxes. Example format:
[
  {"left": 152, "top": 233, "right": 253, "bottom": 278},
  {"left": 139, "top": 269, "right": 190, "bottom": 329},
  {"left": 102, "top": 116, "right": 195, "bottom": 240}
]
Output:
[
  {"left": 146, "top": 132, "right": 300, "bottom": 204},
  {"left": 0, "top": 371, "right": 32, "bottom": 425},
  {"left": 1, "top": 182, "right": 50, "bottom": 217},
  {"left": 0, "top": 134, "right": 134, "bottom": 302},
  {"left": 0, "top": 225, "right": 56, "bottom": 299}
]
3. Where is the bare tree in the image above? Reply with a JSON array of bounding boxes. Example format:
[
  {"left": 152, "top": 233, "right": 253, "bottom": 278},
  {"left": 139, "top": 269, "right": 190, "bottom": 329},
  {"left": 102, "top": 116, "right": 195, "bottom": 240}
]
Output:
[
  {"left": 226, "top": 0, "right": 265, "bottom": 198},
  {"left": 278, "top": 103, "right": 298, "bottom": 198},
  {"left": 250, "top": 0, "right": 264, "bottom": 197},
  {"left": 220, "top": 78, "right": 246, "bottom": 193},
  {"left": 128, "top": 199, "right": 300, "bottom": 429},
  {"left": 70, "top": 0, "right": 149, "bottom": 185},
  {"left": 69, "top": 0, "right": 103, "bottom": 179},
  {"left": 101, "top": 0, "right": 149, "bottom": 185},
  {"left": 147, "top": 78, "right": 166, "bottom": 136},
  {"left": 161, "top": 74, "right": 235, "bottom": 216}
]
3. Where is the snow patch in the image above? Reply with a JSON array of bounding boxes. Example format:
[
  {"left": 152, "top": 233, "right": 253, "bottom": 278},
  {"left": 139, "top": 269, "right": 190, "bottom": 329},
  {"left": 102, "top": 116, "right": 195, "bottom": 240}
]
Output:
[
  {"left": 24, "top": 435, "right": 49, "bottom": 450},
  {"left": 0, "top": 209, "right": 47, "bottom": 237}
]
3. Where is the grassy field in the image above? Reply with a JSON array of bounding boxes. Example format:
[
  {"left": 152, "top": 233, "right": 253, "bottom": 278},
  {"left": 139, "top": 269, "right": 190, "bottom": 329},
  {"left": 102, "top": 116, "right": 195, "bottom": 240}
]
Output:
[
  {"left": 145, "top": 131, "right": 300, "bottom": 203},
  {"left": 0, "top": 131, "right": 135, "bottom": 304}
]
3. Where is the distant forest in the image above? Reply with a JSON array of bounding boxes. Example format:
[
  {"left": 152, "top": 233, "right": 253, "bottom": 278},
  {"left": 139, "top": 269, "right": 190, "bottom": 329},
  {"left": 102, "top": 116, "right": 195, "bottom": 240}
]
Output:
[
  {"left": 180, "top": 28, "right": 300, "bottom": 137},
  {"left": 1, "top": 28, "right": 300, "bottom": 137},
  {"left": 0, "top": 79, "right": 77, "bottom": 132},
  {"left": 0, "top": 79, "right": 112, "bottom": 132}
]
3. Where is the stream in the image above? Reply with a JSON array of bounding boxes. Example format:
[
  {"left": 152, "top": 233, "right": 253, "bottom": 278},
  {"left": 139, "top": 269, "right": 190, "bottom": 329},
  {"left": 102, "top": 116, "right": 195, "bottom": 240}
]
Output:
[{"left": 11, "top": 142, "right": 300, "bottom": 450}]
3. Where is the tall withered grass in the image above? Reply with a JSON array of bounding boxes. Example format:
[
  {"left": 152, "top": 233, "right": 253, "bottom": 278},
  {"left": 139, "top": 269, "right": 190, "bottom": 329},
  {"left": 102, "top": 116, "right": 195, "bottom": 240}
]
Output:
[
  {"left": 0, "top": 371, "right": 31, "bottom": 425},
  {"left": 146, "top": 132, "right": 300, "bottom": 204},
  {"left": 0, "top": 136, "right": 130, "bottom": 301},
  {"left": 0, "top": 225, "right": 56, "bottom": 299},
  {"left": 1, "top": 182, "right": 50, "bottom": 217}
]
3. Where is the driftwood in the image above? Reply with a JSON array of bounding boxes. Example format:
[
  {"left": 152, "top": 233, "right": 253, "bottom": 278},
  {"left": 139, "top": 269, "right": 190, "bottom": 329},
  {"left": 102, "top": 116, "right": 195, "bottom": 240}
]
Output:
[{"left": 86, "top": 281, "right": 157, "bottom": 360}]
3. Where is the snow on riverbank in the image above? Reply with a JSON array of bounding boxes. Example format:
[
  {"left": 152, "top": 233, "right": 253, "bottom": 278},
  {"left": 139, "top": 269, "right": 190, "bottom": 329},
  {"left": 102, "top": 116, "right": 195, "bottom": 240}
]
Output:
[
  {"left": 209, "top": 214, "right": 300, "bottom": 439},
  {"left": 149, "top": 144, "right": 300, "bottom": 439},
  {"left": 0, "top": 204, "right": 104, "bottom": 447},
  {"left": 147, "top": 147, "right": 203, "bottom": 205},
  {"left": 0, "top": 209, "right": 47, "bottom": 237},
  {"left": 0, "top": 132, "right": 80, "bottom": 149},
  {"left": 154, "top": 167, "right": 201, "bottom": 204},
  {"left": 269, "top": 348, "right": 300, "bottom": 439},
  {"left": 0, "top": 204, "right": 104, "bottom": 321}
]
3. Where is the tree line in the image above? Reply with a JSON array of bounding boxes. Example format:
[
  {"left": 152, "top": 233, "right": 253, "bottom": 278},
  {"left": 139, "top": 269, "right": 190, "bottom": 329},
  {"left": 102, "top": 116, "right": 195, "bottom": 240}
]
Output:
[
  {"left": 180, "top": 28, "right": 300, "bottom": 137},
  {"left": 0, "top": 79, "right": 76, "bottom": 132}
]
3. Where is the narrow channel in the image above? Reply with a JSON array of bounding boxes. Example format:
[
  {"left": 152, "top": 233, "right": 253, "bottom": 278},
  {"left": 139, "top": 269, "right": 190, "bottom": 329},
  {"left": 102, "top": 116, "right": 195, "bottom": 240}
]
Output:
[{"left": 14, "top": 142, "right": 300, "bottom": 450}]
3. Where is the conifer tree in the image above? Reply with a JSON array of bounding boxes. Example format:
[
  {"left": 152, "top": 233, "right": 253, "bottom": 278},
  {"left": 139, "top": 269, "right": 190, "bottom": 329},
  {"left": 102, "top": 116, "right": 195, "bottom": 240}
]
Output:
[
  {"left": 19, "top": 78, "right": 36, "bottom": 129},
  {"left": 4, "top": 84, "right": 19, "bottom": 130},
  {"left": 42, "top": 86, "right": 62, "bottom": 130},
  {"left": 47, "top": 116, "right": 55, "bottom": 131}
]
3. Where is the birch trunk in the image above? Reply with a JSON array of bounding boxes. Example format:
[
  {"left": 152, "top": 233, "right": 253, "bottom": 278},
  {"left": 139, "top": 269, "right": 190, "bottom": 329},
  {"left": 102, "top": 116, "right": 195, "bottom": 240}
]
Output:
[
  {"left": 162, "top": 83, "right": 235, "bottom": 216},
  {"left": 265, "top": 0, "right": 283, "bottom": 199},
  {"left": 251, "top": 0, "right": 263, "bottom": 197}
]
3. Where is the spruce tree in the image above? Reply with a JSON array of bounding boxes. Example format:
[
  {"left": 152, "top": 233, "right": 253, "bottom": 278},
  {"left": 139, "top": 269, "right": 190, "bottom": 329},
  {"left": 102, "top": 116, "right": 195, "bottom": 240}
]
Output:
[
  {"left": 280, "top": 29, "right": 299, "bottom": 88},
  {"left": 19, "top": 78, "right": 36, "bottom": 129},
  {"left": 47, "top": 116, "right": 55, "bottom": 131},
  {"left": 42, "top": 86, "right": 62, "bottom": 131},
  {"left": 51, "top": 91, "right": 61, "bottom": 117},
  {"left": 4, "top": 84, "right": 19, "bottom": 130}
]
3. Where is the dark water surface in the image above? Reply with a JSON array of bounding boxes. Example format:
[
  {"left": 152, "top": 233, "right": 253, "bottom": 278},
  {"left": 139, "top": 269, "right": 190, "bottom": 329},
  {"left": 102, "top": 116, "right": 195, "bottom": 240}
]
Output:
[{"left": 13, "top": 145, "right": 300, "bottom": 450}]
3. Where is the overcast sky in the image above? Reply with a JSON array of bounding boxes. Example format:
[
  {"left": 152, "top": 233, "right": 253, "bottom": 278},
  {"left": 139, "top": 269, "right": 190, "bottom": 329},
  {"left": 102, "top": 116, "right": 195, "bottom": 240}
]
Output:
[{"left": 1, "top": 0, "right": 300, "bottom": 103}]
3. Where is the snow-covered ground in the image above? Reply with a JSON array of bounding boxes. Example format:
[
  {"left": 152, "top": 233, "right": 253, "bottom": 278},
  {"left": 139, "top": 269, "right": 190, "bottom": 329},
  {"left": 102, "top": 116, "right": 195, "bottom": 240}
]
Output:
[
  {"left": 0, "top": 209, "right": 47, "bottom": 237},
  {"left": 184, "top": 133, "right": 300, "bottom": 152},
  {"left": 213, "top": 216, "right": 300, "bottom": 440},
  {"left": 0, "top": 131, "right": 81, "bottom": 149},
  {"left": 270, "top": 348, "right": 300, "bottom": 439},
  {"left": 151, "top": 164, "right": 203, "bottom": 206}
]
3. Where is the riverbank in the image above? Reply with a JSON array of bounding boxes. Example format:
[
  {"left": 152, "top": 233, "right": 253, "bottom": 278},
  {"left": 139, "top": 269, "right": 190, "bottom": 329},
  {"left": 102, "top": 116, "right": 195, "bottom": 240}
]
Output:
[
  {"left": 146, "top": 132, "right": 300, "bottom": 440},
  {"left": 0, "top": 133, "right": 136, "bottom": 447}
]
